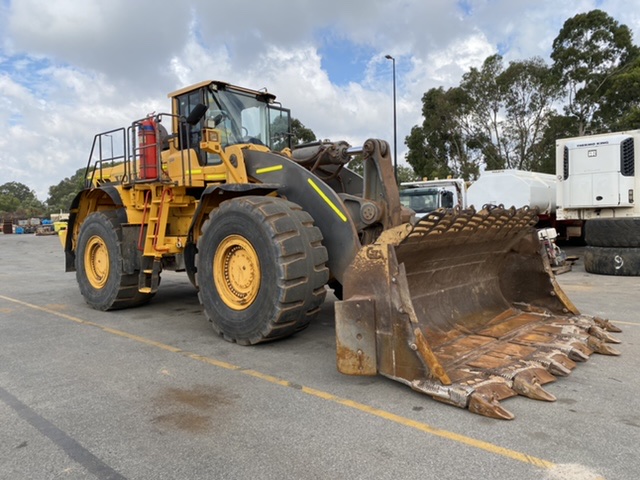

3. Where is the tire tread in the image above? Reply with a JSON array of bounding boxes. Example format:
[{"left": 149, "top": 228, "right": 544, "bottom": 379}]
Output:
[
  {"left": 584, "top": 245, "right": 640, "bottom": 276},
  {"left": 76, "top": 211, "right": 155, "bottom": 310},
  {"left": 585, "top": 218, "right": 640, "bottom": 247},
  {"left": 197, "top": 196, "right": 329, "bottom": 344}
]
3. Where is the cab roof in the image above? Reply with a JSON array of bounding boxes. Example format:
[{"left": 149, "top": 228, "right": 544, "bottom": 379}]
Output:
[{"left": 167, "top": 80, "right": 277, "bottom": 103}]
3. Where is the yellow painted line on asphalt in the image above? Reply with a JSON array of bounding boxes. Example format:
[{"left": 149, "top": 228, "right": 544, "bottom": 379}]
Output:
[
  {"left": 613, "top": 320, "right": 639, "bottom": 326},
  {"left": 297, "top": 385, "right": 556, "bottom": 468},
  {"left": 561, "top": 285, "right": 595, "bottom": 291},
  {"left": 0, "top": 294, "right": 567, "bottom": 472}
]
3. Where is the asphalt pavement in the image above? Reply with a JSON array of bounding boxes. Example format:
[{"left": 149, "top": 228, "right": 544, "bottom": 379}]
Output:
[{"left": 1, "top": 234, "right": 638, "bottom": 480}]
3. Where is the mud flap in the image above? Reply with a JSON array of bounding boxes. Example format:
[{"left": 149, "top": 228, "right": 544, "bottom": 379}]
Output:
[{"left": 335, "top": 207, "right": 621, "bottom": 420}]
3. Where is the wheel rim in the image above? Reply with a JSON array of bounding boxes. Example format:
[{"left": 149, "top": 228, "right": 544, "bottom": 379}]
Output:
[
  {"left": 214, "top": 235, "right": 261, "bottom": 310},
  {"left": 85, "top": 235, "right": 110, "bottom": 289}
]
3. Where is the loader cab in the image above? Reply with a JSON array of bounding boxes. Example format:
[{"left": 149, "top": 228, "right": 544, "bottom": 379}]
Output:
[{"left": 169, "top": 80, "right": 292, "bottom": 165}]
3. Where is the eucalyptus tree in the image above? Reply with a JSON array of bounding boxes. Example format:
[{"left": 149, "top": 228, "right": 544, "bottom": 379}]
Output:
[
  {"left": 597, "top": 56, "right": 640, "bottom": 131},
  {"left": 551, "top": 9, "right": 637, "bottom": 135},
  {"left": 405, "top": 85, "right": 483, "bottom": 181},
  {"left": 499, "top": 57, "right": 564, "bottom": 171},
  {"left": 407, "top": 55, "right": 561, "bottom": 177}
]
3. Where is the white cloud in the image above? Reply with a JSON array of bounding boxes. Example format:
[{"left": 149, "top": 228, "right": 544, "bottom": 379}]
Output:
[{"left": 0, "top": 0, "right": 638, "bottom": 201}]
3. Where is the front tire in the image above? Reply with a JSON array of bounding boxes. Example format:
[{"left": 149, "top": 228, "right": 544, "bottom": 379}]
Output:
[
  {"left": 196, "top": 196, "right": 329, "bottom": 345},
  {"left": 75, "top": 211, "right": 155, "bottom": 310}
]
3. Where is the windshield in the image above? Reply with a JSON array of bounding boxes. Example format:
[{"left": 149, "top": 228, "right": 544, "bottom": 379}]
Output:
[
  {"left": 205, "top": 88, "right": 265, "bottom": 147},
  {"left": 399, "top": 188, "right": 441, "bottom": 213},
  {"left": 205, "top": 87, "right": 291, "bottom": 151}
]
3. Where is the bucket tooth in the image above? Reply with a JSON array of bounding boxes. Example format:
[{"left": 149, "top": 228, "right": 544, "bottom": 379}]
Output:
[
  {"left": 588, "top": 326, "right": 621, "bottom": 344},
  {"left": 511, "top": 331, "right": 591, "bottom": 362},
  {"left": 597, "top": 343, "right": 620, "bottom": 356},
  {"left": 468, "top": 392, "right": 514, "bottom": 420},
  {"left": 534, "top": 352, "right": 575, "bottom": 377},
  {"left": 512, "top": 373, "right": 556, "bottom": 402},
  {"left": 567, "top": 346, "right": 590, "bottom": 362},
  {"left": 593, "top": 316, "right": 622, "bottom": 333},
  {"left": 553, "top": 352, "right": 577, "bottom": 370},
  {"left": 547, "top": 360, "right": 572, "bottom": 377},
  {"left": 587, "top": 336, "right": 621, "bottom": 356}
]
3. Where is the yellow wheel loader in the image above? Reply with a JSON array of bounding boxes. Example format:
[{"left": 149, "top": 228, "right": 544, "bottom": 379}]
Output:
[{"left": 62, "top": 80, "right": 621, "bottom": 419}]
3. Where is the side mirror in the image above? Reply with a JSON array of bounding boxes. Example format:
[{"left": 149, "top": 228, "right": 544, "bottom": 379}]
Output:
[{"left": 186, "top": 103, "right": 208, "bottom": 126}]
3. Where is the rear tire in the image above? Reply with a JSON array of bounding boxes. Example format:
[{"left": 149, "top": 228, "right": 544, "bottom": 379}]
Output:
[
  {"left": 584, "top": 245, "right": 640, "bottom": 276},
  {"left": 196, "top": 196, "right": 329, "bottom": 345},
  {"left": 75, "top": 211, "right": 155, "bottom": 310},
  {"left": 584, "top": 218, "right": 640, "bottom": 248}
]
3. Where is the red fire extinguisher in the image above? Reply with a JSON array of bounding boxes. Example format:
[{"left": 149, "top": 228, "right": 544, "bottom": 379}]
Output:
[{"left": 139, "top": 117, "right": 158, "bottom": 180}]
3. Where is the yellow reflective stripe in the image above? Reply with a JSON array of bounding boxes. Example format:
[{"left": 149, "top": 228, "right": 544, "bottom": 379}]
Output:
[
  {"left": 186, "top": 169, "right": 202, "bottom": 175},
  {"left": 206, "top": 174, "right": 227, "bottom": 181},
  {"left": 307, "top": 178, "right": 347, "bottom": 222},
  {"left": 255, "top": 165, "right": 283, "bottom": 174}
]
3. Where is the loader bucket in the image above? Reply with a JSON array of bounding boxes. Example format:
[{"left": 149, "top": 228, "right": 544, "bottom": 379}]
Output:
[{"left": 335, "top": 206, "right": 621, "bottom": 419}]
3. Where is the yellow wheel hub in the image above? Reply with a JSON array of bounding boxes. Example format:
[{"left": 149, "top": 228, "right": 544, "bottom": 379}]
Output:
[
  {"left": 214, "top": 235, "right": 261, "bottom": 310},
  {"left": 85, "top": 235, "right": 110, "bottom": 289}
]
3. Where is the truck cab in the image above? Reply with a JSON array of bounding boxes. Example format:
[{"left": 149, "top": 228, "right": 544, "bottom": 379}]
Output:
[{"left": 399, "top": 179, "right": 466, "bottom": 218}]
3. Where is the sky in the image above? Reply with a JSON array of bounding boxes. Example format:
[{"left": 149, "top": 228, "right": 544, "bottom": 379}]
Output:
[{"left": 1, "top": 0, "right": 640, "bottom": 201}]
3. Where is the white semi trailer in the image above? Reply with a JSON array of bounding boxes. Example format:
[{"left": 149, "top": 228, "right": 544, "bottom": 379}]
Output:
[{"left": 556, "top": 130, "right": 640, "bottom": 275}]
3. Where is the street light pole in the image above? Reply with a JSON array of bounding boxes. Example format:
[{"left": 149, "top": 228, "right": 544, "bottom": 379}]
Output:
[{"left": 385, "top": 54, "right": 397, "bottom": 181}]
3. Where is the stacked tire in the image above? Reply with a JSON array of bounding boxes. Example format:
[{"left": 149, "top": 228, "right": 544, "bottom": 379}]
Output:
[{"left": 584, "top": 218, "right": 640, "bottom": 276}]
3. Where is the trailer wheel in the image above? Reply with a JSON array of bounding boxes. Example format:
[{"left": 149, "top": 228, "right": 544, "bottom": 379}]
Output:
[
  {"left": 585, "top": 218, "right": 640, "bottom": 248},
  {"left": 196, "top": 196, "right": 329, "bottom": 345},
  {"left": 584, "top": 245, "right": 640, "bottom": 276},
  {"left": 75, "top": 211, "right": 155, "bottom": 310}
]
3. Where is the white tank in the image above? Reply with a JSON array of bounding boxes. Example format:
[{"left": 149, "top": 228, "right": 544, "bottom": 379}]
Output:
[{"left": 467, "top": 170, "right": 557, "bottom": 214}]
